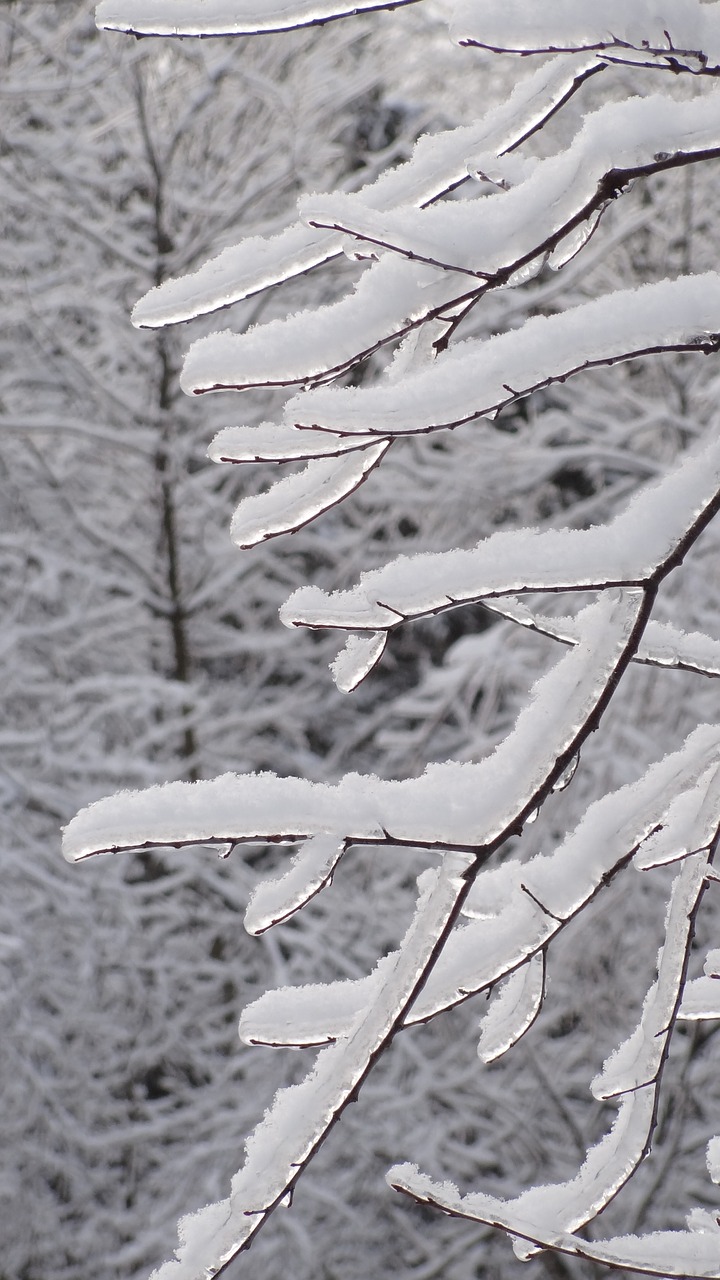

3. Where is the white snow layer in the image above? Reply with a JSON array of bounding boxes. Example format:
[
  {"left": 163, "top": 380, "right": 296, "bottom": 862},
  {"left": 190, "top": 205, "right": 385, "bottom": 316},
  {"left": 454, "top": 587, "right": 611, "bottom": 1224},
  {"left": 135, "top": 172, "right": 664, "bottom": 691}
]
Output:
[
  {"left": 390, "top": 1087, "right": 659, "bottom": 1258},
  {"left": 147, "top": 852, "right": 473, "bottom": 1280},
  {"left": 131, "top": 55, "right": 598, "bottom": 327},
  {"left": 679, "top": 975, "right": 720, "bottom": 1021},
  {"left": 302, "top": 94, "right": 720, "bottom": 279},
  {"left": 450, "top": 0, "right": 720, "bottom": 71},
  {"left": 229, "top": 444, "right": 388, "bottom": 548},
  {"left": 244, "top": 835, "right": 346, "bottom": 936},
  {"left": 409, "top": 727, "right": 720, "bottom": 1025},
  {"left": 330, "top": 631, "right": 388, "bottom": 693},
  {"left": 489, "top": 600, "right": 720, "bottom": 679},
  {"left": 390, "top": 1163, "right": 720, "bottom": 1276},
  {"left": 391, "top": 854, "right": 712, "bottom": 1262},
  {"left": 208, "top": 421, "right": 380, "bottom": 463},
  {"left": 707, "top": 1137, "right": 720, "bottom": 1184},
  {"left": 223, "top": 728, "right": 720, "bottom": 1049},
  {"left": 592, "top": 853, "right": 709, "bottom": 1098},
  {"left": 282, "top": 431, "right": 720, "bottom": 632},
  {"left": 178, "top": 256, "right": 452, "bottom": 394},
  {"left": 63, "top": 591, "right": 642, "bottom": 861},
  {"left": 285, "top": 273, "right": 720, "bottom": 434},
  {"left": 476, "top": 953, "right": 545, "bottom": 1063},
  {"left": 96, "top": 0, "right": 419, "bottom": 37},
  {"left": 633, "top": 760, "right": 720, "bottom": 869}
]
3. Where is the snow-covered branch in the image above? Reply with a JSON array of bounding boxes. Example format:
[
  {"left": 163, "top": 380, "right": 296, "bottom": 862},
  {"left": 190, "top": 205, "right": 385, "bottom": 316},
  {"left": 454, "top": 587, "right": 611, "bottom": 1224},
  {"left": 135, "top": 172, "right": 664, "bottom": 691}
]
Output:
[{"left": 62, "top": 2, "right": 720, "bottom": 1276}]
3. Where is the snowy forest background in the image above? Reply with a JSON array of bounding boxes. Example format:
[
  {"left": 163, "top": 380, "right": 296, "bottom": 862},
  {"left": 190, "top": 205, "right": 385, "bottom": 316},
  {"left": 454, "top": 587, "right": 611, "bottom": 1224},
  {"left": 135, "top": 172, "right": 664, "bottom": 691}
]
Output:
[{"left": 3, "top": 2, "right": 720, "bottom": 1278}]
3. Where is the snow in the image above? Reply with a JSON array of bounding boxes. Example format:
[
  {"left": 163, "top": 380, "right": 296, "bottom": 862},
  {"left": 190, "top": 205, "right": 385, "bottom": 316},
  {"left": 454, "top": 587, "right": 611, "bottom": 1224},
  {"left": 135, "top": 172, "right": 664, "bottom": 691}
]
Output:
[
  {"left": 238, "top": 970, "right": 376, "bottom": 1047},
  {"left": 394, "top": 850, "right": 712, "bottom": 1263},
  {"left": 244, "top": 834, "right": 346, "bottom": 936},
  {"left": 208, "top": 421, "right": 380, "bottom": 463},
  {"left": 633, "top": 761, "right": 720, "bottom": 869},
  {"left": 488, "top": 598, "right": 720, "bottom": 678},
  {"left": 707, "top": 1137, "right": 720, "bottom": 1184},
  {"left": 331, "top": 632, "right": 387, "bottom": 693},
  {"left": 286, "top": 273, "right": 720, "bottom": 435},
  {"left": 133, "top": 224, "right": 342, "bottom": 329},
  {"left": 229, "top": 445, "right": 389, "bottom": 548},
  {"left": 148, "top": 852, "right": 474, "bottom": 1279},
  {"left": 63, "top": 590, "right": 644, "bottom": 860},
  {"left": 302, "top": 94, "right": 720, "bottom": 279},
  {"left": 408, "top": 726, "right": 720, "bottom": 1023},
  {"left": 450, "top": 0, "right": 720, "bottom": 72},
  {"left": 65, "top": 3, "right": 720, "bottom": 1274},
  {"left": 131, "top": 53, "right": 598, "bottom": 328},
  {"left": 283, "top": 432, "right": 720, "bottom": 634},
  {"left": 179, "top": 257, "right": 451, "bottom": 394},
  {"left": 389, "top": 1163, "right": 720, "bottom": 1276},
  {"left": 593, "top": 853, "right": 709, "bottom": 1098},
  {"left": 476, "top": 953, "right": 545, "bottom": 1063},
  {"left": 390, "top": 1087, "right": 658, "bottom": 1255},
  {"left": 679, "top": 975, "right": 720, "bottom": 1021},
  {"left": 563, "top": 1228, "right": 720, "bottom": 1277},
  {"left": 96, "top": 0, "right": 421, "bottom": 37}
]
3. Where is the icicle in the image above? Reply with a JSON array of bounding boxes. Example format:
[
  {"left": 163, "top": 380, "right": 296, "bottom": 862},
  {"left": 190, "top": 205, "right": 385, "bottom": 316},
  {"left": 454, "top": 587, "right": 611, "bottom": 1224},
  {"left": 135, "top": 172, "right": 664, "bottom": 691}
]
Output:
[
  {"left": 548, "top": 206, "right": 605, "bottom": 270},
  {"left": 504, "top": 252, "right": 547, "bottom": 288},
  {"left": 552, "top": 753, "right": 580, "bottom": 793}
]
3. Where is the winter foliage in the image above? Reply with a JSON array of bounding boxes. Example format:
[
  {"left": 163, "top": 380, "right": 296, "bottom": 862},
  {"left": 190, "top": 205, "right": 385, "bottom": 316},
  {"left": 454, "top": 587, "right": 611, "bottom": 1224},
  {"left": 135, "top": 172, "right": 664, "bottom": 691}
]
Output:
[{"left": 7, "top": 0, "right": 720, "bottom": 1277}]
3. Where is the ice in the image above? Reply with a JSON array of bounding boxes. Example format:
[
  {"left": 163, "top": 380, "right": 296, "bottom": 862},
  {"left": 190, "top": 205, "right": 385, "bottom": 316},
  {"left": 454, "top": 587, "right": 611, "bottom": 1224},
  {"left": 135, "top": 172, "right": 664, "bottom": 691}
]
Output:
[
  {"left": 131, "top": 54, "right": 598, "bottom": 328},
  {"left": 287, "top": 273, "right": 720, "bottom": 435},
  {"left": 229, "top": 445, "right": 389, "bottom": 548},
  {"left": 284, "top": 433, "right": 720, "bottom": 633},
  {"left": 552, "top": 753, "right": 579, "bottom": 793},
  {"left": 593, "top": 853, "right": 709, "bottom": 1099},
  {"left": 679, "top": 975, "right": 720, "bottom": 1021},
  {"left": 390, "top": 1087, "right": 658, "bottom": 1258},
  {"left": 547, "top": 207, "right": 604, "bottom": 269},
  {"left": 408, "top": 727, "right": 720, "bottom": 1023},
  {"left": 331, "top": 632, "right": 387, "bottom": 693},
  {"left": 148, "top": 852, "right": 473, "bottom": 1279},
  {"left": 707, "top": 1137, "right": 720, "bottom": 1184},
  {"left": 633, "top": 761, "right": 720, "bottom": 870},
  {"left": 96, "top": 0, "right": 420, "bottom": 37},
  {"left": 179, "top": 257, "right": 448, "bottom": 395},
  {"left": 238, "top": 961, "right": 388, "bottom": 1047},
  {"left": 476, "top": 953, "right": 545, "bottom": 1063},
  {"left": 244, "top": 835, "right": 346, "bottom": 936},
  {"left": 450, "top": 0, "right": 720, "bottom": 71},
  {"left": 302, "top": 95, "right": 720, "bottom": 281},
  {"left": 133, "top": 224, "right": 341, "bottom": 329},
  {"left": 208, "top": 421, "right": 379, "bottom": 463},
  {"left": 64, "top": 591, "right": 642, "bottom": 860}
]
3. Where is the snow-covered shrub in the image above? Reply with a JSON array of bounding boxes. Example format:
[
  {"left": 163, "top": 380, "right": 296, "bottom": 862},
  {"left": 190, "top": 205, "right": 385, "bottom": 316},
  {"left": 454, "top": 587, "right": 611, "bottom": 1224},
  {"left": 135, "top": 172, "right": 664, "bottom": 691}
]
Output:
[{"left": 64, "top": 2, "right": 720, "bottom": 1277}]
